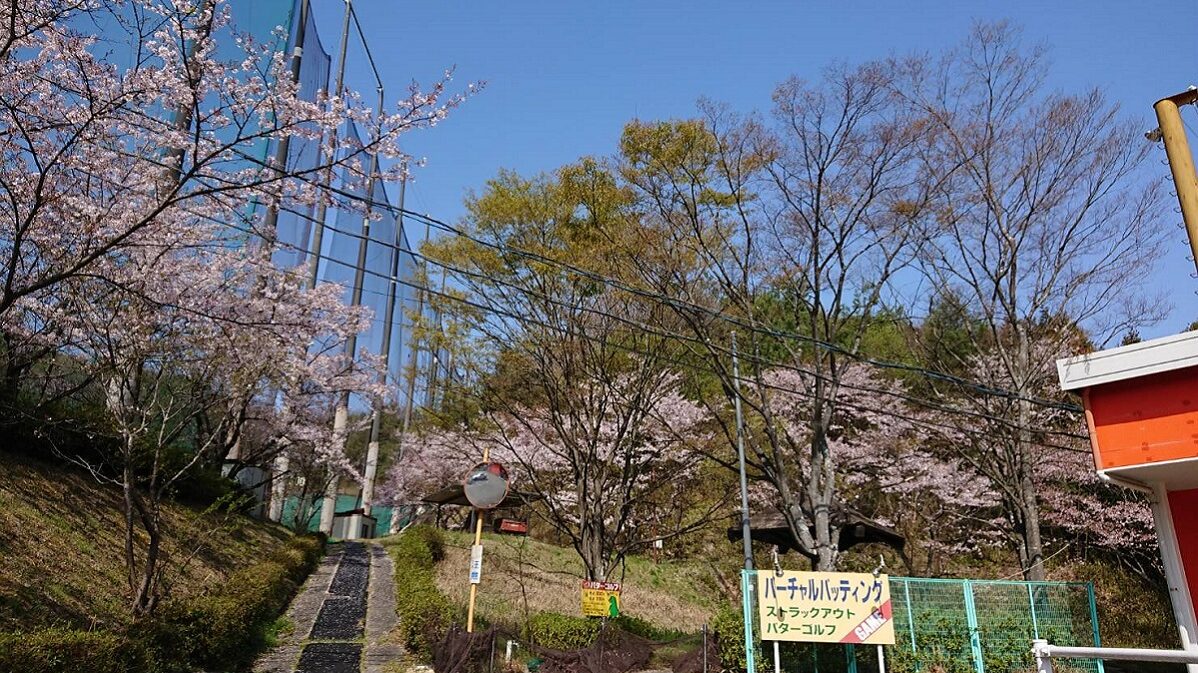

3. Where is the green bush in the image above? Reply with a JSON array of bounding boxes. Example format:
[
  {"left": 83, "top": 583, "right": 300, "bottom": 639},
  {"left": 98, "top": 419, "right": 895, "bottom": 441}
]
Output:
[
  {"left": 610, "top": 613, "right": 680, "bottom": 641},
  {"left": 526, "top": 612, "right": 602, "bottom": 650},
  {"left": 389, "top": 525, "right": 456, "bottom": 660},
  {"left": 0, "top": 533, "right": 324, "bottom": 673},
  {"left": 144, "top": 533, "right": 324, "bottom": 672},
  {"left": 711, "top": 605, "right": 771, "bottom": 673},
  {"left": 0, "top": 629, "right": 128, "bottom": 673}
]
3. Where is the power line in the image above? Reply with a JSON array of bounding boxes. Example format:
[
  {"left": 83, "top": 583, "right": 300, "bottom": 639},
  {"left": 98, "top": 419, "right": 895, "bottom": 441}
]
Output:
[
  {"left": 293, "top": 209, "right": 1089, "bottom": 443},
  {"left": 219, "top": 114, "right": 1082, "bottom": 416},
  {"left": 215, "top": 214, "right": 1092, "bottom": 455},
  {"left": 380, "top": 201, "right": 1084, "bottom": 414}
]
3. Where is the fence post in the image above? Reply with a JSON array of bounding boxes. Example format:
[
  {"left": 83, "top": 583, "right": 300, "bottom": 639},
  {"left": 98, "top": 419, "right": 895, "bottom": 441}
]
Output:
[
  {"left": 743, "top": 569, "right": 757, "bottom": 673},
  {"left": 1027, "top": 584, "right": 1040, "bottom": 639},
  {"left": 963, "top": 580, "right": 985, "bottom": 673},
  {"left": 902, "top": 580, "right": 917, "bottom": 655},
  {"left": 900, "top": 579, "right": 910, "bottom": 651},
  {"left": 703, "top": 623, "right": 709, "bottom": 673},
  {"left": 1032, "top": 639, "right": 1053, "bottom": 673},
  {"left": 1087, "top": 583, "right": 1106, "bottom": 673}
]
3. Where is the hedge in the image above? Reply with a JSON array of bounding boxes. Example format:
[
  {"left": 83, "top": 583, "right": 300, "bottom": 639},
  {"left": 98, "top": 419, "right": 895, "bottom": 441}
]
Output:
[
  {"left": 526, "top": 612, "right": 603, "bottom": 650},
  {"left": 0, "top": 630, "right": 127, "bottom": 672},
  {"left": 524, "top": 612, "right": 674, "bottom": 650},
  {"left": 390, "top": 525, "right": 456, "bottom": 660},
  {"left": 142, "top": 533, "right": 325, "bottom": 672},
  {"left": 0, "top": 533, "right": 324, "bottom": 673}
]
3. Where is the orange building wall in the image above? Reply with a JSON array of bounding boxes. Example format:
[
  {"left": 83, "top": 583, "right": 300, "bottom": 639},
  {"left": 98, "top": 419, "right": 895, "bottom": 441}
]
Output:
[{"left": 1085, "top": 365, "right": 1198, "bottom": 470}]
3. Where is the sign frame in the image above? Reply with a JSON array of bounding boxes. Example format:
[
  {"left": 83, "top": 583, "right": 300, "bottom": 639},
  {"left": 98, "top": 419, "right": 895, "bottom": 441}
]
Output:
[{"left": 757, "top": 571, "right": 894, "bottom": 645}]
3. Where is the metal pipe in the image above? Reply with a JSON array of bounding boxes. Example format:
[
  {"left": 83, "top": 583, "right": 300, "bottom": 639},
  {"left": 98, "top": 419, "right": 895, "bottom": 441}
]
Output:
[
  {"left": 1153, "top": 88, "right": 1198, "bottom": 275},
  {"left": 323, "top": 86, "right": 386, "bottom": 536},
  {"left": 1034, "top": 640, "right": 1198, "bottom": 665},
  {"left": 731, "top": 332, "right": 756, "bottom": 673},
  {"left": 357, "top": 178, "right": 405, "bottom": 531},
  {"left": 304, "top": 0, "right": 355, "bottom": 288},
  {"left": 259, "top": 0, "right": 310, "bottom": 248}
]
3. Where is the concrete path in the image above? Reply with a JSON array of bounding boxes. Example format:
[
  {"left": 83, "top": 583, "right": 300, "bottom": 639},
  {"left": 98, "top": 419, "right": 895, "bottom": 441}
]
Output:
[{"left": 254, "top": 541, "right": 403, "bottom": 673}]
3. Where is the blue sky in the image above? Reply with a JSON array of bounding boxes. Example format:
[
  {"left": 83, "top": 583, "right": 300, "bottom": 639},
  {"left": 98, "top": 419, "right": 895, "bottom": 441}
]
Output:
[{"left": 303, "top": 0, "right": 1198, "bottom": 338}]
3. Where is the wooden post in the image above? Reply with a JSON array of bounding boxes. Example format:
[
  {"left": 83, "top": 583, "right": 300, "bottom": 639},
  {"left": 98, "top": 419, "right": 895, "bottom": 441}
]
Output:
[{"left": 1154, "top": 88, "right": 1198, "bottom": 275}]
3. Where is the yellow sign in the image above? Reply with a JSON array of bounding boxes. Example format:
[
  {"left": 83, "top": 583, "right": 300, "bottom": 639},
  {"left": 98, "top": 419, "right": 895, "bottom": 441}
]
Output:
[
  {"left": 758, "top": 571, "right": 894, "bottom": 644},
  {"left": 580, "top": 580, "right": 621, "bottom": 617}
]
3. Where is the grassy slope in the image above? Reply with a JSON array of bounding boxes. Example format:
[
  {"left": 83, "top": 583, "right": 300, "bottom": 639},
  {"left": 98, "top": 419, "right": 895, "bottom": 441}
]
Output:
[
  {"left": 0, "top": 451, "right": 293, "bottom": 632},
  {"left": 429, "top": 529, "right": 721, "bottom": 634},
  {"left": 414, "top": 528, "right": 1180, "bottom": 652}
]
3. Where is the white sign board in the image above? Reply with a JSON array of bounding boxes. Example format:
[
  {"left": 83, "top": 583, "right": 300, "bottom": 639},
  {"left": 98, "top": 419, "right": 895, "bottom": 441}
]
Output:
[{"left": 469, "top": 544, "right": 484, "bottom": 584}]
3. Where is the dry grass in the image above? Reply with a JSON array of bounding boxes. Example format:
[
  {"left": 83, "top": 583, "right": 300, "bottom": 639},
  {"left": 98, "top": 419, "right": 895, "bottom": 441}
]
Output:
[
  {"left": 427, "top": 529, "right": 720, "bottom": 634},
  {"left": 0, "top": 451, "right": 293, "bottom": 631}
]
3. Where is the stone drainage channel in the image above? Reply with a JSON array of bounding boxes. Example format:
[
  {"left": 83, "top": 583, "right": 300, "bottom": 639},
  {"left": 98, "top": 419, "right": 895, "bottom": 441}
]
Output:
[{"left": 255, "top": 541, "right": 401, "bottom": 673}]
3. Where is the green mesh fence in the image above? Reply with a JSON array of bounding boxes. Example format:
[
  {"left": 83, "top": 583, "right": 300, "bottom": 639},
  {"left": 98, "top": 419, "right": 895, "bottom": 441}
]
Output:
[
  {"left": 889, "top": 578, "right": 1102, "bottom": 673},
  {"left": 744, "top": 572, "right": 1103, "bottom": 673}
]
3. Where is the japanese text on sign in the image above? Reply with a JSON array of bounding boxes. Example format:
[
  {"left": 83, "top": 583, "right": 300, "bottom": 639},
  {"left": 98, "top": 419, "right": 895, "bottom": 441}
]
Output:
[
  {"left": 580, "top": 580, "right": 621, "bottom": 618},
  {"left": 757, "top": 571, "right": 894, "bottom": 645}
]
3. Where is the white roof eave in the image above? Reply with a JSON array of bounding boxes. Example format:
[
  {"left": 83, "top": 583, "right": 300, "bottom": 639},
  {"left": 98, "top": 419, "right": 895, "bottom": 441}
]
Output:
[{"left": 1057, "top": 330, "right": 1198, "bottom": 391}]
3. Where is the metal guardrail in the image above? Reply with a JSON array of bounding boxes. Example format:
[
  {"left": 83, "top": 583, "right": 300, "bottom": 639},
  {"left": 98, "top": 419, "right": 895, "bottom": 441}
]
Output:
[{"left": 1033, "top": 639, "right": 1198, "bottom": 672}]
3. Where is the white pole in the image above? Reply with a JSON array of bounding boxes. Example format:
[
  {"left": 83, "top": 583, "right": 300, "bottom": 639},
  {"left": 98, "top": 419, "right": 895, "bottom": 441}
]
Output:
[
  {"left": 773, "top": 641, "right": 781, "bottom": 673},
  {"left": 877, "top": 644, "right": 886, "bottom": 673}
]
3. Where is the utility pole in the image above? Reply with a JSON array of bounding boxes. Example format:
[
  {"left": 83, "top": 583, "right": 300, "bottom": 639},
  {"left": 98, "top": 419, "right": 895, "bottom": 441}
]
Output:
[
  {"left": 1153, "top": 87, "right": 1198, "bottom": 275},
  {"left": 259, "top": 0, "right": 310, "bottom": 524},
  {"left": 730, "top": 332, "right": 757, "bottom": 673},
  {"left": 350, "top": 177, "right": 406, "bottom": 538},
  {"left": 389, "top": 217, "right": 431, "bottom": 535},
  {"left": 268, "top": 0, "right": 353, "bottom": 524},
  {"left": 305, "top": 0, "right": 354, "bottom": 289},
  {"left": 321, "top": 86, "right": 386, "bottom": 537}
]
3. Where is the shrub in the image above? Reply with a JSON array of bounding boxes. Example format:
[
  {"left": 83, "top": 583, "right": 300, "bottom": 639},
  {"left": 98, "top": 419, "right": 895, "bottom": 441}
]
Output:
[
  {"left": 711, "top": 605, "right": 762, "bottom": 673},
  {"left": 390, "top": 525, "right": 456, "bottom": 660},
  {"left": 0, "top": 629, "right": 128, "bottom": 673},
  {"left": 143, "top": 533, "right": 324, "bottom": 672},
  {"left": 611, "top": 613, "right": 681, "bottom": 641},
  {"left": 525, "top": 612, "right": 602, "bottom": 650},
  {"left": 0, "top": 533, "right": 324, "bottom": 673}
]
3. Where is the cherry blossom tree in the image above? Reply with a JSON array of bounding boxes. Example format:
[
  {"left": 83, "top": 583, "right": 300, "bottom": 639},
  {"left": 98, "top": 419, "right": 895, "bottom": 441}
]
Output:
[
  {"left": 0, "top": 0, "right": 461, "bottom": 409},
  {"left": 896, "top": 22, "right": 1167, "bottom": 579},
  {"left": 617, "top": 63, "right": 935, "bottom": 570},
  {"left": 1, "top": 0, "right": 466, "bottom": 614},
  {"left": 382, "top": 374, "right": 719, "bottom": 582},
  {"left": 734, "top": 363, "right": 999, "bottom": 571}
]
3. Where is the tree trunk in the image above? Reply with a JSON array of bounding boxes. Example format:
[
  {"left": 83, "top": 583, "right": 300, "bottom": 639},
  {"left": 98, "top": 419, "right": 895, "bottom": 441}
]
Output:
[
  {"left": 131, "top": 499, "right": 162, "bottom": 616},
  {"left": 1019, "top": 463, "right": 1046, "bottom": 581},
  {"left": 1016, "top": 334, "right": 1046, "bottom": 581},
  {"left": 812, "top": 405, "right": 838, "bottom": 572},
  {"left": 122, "top": 461, "right": 138, "bottom": 602},
  {"left": 581, "top": 511, "right": 607, "bottom": 581}
]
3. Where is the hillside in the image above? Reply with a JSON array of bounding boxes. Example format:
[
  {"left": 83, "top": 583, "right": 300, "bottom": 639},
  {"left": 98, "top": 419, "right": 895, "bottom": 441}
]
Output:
[
  {"left": 430, "top": 529, "right": 722, "bottom": 633},
  {"left": 0, "top": 451, "right": 294, "bottom": 631}
]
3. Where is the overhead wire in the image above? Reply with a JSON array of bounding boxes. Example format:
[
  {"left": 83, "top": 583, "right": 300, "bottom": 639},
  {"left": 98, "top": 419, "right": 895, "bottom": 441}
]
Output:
[
  {"left": 212, "top": 210, "right": 1093, "bottom": 455},
  {"left": 280, "top": 203, "right": 1090, "bottom": 443},
  {"left": 256, "top": 167, "right": 1085, "bottom": 417},
  {"left": 216, "top": 108, "right": 1083, "bottom": 416}
]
